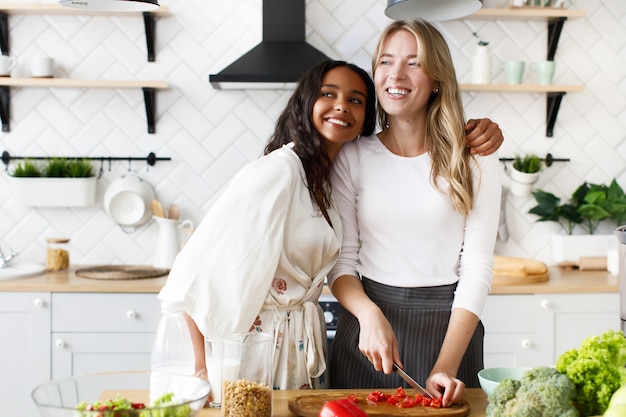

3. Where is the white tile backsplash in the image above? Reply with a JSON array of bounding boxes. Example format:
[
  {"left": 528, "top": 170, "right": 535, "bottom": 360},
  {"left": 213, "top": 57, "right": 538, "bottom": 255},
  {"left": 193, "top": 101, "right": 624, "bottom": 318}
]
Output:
[{"left": 1, "top": 0, "right": 624, "bottom": 268}]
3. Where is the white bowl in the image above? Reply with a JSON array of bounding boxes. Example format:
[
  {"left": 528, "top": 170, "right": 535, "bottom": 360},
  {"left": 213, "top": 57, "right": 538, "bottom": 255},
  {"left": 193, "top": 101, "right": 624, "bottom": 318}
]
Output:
[
  {"left": 104, "top": 174, "right": 155, "bottom": 228},
  {"left": 478, "top": 366, "right": 531, "bottom": 396}
]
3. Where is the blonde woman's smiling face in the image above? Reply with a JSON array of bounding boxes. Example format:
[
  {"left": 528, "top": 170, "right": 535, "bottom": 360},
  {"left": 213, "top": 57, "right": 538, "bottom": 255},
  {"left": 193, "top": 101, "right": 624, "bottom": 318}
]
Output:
[
  {"left": 312, "top": 66, "right": 368, "bottom": 161},
  {"left": 374, "top": 29, "right": 437, "bottom": 121}
]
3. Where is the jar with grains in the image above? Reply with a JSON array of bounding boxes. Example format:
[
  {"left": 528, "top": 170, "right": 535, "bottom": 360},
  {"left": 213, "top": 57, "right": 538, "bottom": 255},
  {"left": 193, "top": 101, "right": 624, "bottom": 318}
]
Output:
[
  {"left": 46, "top": 238, "right": 70, "bottom": 271},
  {"left": 221, "top": 332, "right": 273, "bottom": 417}
]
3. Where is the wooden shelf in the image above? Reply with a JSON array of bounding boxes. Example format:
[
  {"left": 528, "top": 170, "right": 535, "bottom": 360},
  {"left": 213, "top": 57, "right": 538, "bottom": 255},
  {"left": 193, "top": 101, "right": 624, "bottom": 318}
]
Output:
[
  {"left": 0, "top": 77, "right": 169, "bottom": 89},
  {"left": 0, "top": 2, "right": 168, "bottom": 61},
  {"left": 0, "top": 78, "right": 169, "bottom": 134},
  {"left": 463, "top": 7, "right": 585, "bottom": 137},
  {"left": 468, "top": 7, "right": 585, "bottom": 20},
  {"left": 461, "top": 84, "right": 584, "bottom": 93},
  {"left": 0, "top": 2, "right": 169, "bottom": 15}
]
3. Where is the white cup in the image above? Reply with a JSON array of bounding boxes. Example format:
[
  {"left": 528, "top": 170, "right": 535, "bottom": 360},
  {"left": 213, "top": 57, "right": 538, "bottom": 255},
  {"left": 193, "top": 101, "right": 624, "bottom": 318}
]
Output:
[
  {"left": 31, "top": 57, "right": 54, "bottom": 78},
  {"left": 0, "top": 55, "right": 17, "bottom": 76}
]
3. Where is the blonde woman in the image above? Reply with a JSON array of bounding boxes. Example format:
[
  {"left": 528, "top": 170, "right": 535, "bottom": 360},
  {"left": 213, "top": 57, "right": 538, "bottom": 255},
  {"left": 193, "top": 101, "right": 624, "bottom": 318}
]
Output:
[{"left": 327, "top": 19, "right": 501, "bottom": 406}]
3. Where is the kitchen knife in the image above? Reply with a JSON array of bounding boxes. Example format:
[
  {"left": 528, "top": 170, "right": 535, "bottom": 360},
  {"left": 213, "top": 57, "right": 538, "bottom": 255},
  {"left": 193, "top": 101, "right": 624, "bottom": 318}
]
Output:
[{"left": 393, "top": 363, "right": 433, "bottom": 399}]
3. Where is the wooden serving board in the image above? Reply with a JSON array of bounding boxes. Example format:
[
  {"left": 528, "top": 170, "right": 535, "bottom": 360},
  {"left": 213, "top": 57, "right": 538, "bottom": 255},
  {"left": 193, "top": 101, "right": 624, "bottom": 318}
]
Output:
[
  {"left": 288, "top": 390, "right": 470, "bottom": 417},
  {"left": 492, "top": 271, "right": 549, "bottom": 286}
]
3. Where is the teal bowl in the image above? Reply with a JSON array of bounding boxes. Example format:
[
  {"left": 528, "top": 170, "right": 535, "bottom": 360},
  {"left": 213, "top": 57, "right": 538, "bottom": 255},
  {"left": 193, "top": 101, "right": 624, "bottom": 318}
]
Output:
[{"left": 477, "top": 367, "right": 531, "bottom": 396}]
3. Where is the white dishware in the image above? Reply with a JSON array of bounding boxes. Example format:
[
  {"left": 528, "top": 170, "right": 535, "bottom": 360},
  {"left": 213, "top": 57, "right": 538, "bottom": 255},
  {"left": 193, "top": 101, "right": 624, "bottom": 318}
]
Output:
[
  {"left": 31, "top": 56, "right": 54, "bottom": 78},
  {"left": 0, "top": 55, "right": 17, "bottom": 76},
  {"left": 153, "top": 216, "right": 193, "bottom": 269}
]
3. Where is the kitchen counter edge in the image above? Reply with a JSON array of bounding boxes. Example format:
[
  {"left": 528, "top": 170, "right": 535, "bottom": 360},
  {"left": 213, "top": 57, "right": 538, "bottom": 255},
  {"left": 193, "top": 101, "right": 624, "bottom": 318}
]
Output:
[{"left": 0, "top": 266, "right": 618, "bottom": 294}]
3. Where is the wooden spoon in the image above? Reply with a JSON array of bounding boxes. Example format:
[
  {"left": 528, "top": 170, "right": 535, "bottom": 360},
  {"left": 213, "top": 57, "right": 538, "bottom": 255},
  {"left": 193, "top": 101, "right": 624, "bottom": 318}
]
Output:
[
  {"left": 151, "top": 200, "right": 165, "bottom": 218},
  {"left": 168, "top": 203, "right": 180, "bottom": 220}
]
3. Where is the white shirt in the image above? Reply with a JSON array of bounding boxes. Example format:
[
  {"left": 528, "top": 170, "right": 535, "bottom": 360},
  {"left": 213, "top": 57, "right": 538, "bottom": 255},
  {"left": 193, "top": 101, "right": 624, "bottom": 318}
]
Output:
[{"left": 327, "top": 134, "right": 501, "bottom": 317}]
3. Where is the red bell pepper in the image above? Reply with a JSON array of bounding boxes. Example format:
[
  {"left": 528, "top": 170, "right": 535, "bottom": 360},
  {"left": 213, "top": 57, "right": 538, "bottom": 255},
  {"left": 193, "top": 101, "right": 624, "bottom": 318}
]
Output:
[{"left": 318, "top": 398, "right": 369, "bottom": 417}]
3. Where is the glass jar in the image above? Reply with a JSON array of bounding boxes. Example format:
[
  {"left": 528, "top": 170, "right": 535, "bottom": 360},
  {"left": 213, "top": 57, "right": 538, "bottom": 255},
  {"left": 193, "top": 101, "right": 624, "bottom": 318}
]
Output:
[
  {"left": 46, "top": 238, "right": 70, "bottom": 271},
  {"left": 221, "top": 332, "right": 273, "bottom": 417}
]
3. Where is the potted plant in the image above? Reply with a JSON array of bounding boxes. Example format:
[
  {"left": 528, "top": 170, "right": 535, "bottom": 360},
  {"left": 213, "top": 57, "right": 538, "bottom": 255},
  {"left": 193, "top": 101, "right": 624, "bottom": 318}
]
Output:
[
  {"left": 509, "top": 154, "right": 542, "bottom": 197},
  {"left": 529, "top": 179, "right": 626, "bottom": 263},
  {"left": 10, "top": 158, "right": 97, "bottom": 207}
]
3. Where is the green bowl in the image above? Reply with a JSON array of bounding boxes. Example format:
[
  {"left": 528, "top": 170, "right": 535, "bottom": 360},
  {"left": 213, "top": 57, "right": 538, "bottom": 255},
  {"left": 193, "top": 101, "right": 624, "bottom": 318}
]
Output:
[{"left": 477, "top": 367, "right": 531, "bottom": 396}]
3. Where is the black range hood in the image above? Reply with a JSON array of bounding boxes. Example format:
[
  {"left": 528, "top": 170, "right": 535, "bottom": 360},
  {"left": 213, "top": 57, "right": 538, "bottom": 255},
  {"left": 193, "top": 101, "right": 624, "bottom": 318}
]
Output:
[{"left": 209, "top": 0, "right": 331, "bottom": 90}]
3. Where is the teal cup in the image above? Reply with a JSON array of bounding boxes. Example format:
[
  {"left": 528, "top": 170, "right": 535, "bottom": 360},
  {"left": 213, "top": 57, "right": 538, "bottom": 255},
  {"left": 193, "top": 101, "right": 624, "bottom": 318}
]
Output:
[{"left": 504, "top": 60, "right": 525, "bottom": 84}]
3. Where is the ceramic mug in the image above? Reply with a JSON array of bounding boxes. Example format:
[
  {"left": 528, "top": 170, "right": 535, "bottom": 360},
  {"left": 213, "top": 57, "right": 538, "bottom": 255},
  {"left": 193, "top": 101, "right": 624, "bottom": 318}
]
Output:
[
  {"left": 503, "top": 60, "right": 525, "bottom": 84},
  {"left": 31, "top": 57, "right": 54, "bottom": 78},
  {"left": 0, "top": 55, "right": 17, "bottom": 76},
  {"left": 532, "top": 60, "right": 556, "bottom": 85}
]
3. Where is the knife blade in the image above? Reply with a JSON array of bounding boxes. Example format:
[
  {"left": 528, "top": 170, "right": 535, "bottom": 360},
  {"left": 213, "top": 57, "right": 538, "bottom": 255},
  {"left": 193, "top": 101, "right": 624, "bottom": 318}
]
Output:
[{"left": 393, "top": 363, "right": 433, "bottom": 398}]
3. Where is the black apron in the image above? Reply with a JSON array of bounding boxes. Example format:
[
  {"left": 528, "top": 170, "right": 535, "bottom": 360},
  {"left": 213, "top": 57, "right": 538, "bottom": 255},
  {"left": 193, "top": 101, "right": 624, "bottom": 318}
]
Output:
[{"left": 329, "top": 277, "right": 484, "bottom": 389}]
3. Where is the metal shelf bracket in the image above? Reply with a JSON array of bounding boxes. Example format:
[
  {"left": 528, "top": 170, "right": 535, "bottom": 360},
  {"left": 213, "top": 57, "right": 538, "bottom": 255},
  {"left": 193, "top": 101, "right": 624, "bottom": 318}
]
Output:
[
  {"left": 142, "top": 87, "right": 156, "bottom": 134},
  {"left": 143, "top": 12, "right": 156, "bottom": 62},
  {"left": 0, "top": 13, "right": 8, "bottom": 55},
  {"left": 547, "top": 92, "right": 565, "bottom": 138},
  {"left": 547, "top": 17, "right": 566, "bottom": 61},
  {"left": 0, "top": 86, "right": 9, "bottom": 132}
]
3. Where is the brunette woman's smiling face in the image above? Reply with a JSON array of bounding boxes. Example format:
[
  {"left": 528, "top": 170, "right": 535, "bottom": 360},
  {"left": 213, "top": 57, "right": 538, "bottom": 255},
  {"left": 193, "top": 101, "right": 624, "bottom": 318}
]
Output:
[{"left": 312, "top": 66, "right": 368, "bottom": 161}]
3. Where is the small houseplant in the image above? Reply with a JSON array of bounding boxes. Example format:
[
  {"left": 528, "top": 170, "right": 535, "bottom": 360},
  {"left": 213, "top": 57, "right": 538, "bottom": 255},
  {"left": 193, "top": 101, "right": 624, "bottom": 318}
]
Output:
[
  {"left": 529, "top": 179, "right": 626, "bottom": 262},
  {"left": 10, "top": 158, "right": 97, "bottom": 207},
  {"left": 509, "top": 154, "right": 542, "bottom": 197}
]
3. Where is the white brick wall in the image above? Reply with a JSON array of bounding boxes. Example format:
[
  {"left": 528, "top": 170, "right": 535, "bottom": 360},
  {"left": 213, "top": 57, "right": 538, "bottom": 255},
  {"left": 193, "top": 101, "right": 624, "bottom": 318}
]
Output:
[{"left": 0, "top": 0, "right": 624, "bottom": 267}]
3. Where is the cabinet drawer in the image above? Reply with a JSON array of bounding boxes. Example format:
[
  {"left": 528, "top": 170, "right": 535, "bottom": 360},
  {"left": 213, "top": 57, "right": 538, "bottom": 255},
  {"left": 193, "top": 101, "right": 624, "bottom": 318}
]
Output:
[
  {"left": 52, "top": 293, "right": 161, "bottom": 332},
  {"left": 482, "top": 295, "right": 534, "bottom": 333}
]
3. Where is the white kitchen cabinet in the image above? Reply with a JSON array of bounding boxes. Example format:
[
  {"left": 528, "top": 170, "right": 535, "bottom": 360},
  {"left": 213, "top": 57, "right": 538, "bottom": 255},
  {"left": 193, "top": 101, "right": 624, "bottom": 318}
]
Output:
[
  {"left": 51, "top": 292, "right": 161, "bottom": 379},
  {"left": 482, "top": 292, "right": 620, "bottom": 368},
  {"left": 0, "top": 292, "right": 51, "bottom": 417}
]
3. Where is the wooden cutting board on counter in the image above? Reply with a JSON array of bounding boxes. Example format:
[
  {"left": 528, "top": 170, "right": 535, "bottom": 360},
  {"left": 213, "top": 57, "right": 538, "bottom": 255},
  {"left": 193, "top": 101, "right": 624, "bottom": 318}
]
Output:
[
  {"left": 288, "top": 390, "right": 470, "bottom": 417},
  {"left": 492, "top": 256, "right": 549, "bottom": 285}
]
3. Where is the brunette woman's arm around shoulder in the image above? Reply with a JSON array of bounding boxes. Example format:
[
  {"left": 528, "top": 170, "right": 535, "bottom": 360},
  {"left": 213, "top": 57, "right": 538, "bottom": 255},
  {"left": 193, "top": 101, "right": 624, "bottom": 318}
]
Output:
[{"left": 465, "top": 118, "right": 504, "bottom": 156}]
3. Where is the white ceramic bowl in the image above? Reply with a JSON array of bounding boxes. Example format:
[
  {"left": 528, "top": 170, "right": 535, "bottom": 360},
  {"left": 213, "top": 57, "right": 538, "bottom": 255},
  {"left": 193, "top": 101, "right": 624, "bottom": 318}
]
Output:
[
  {"left": 104, "top": 174, "right": 155, "bottom": 228},
  {"left": 477, "top": 366, "right": 531, "bottom": 396}
]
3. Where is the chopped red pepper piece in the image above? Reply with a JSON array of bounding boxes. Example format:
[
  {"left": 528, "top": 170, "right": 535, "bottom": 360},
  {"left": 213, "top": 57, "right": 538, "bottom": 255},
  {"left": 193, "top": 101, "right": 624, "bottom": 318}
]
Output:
[
  {"left": 387, "top": 396, "right": 398, "bottom": 405},
  {"left": 398, "top": 396, "right": 416, "bottom": 408},
  {"left": 393, "top": 387, "right": 406, "bottom": 398},
  {"left": 346, "top": 394, "right": 359, "bottom": 403},
  {"left": 318, "top": 398, "right": 369, "bottom": 417}
]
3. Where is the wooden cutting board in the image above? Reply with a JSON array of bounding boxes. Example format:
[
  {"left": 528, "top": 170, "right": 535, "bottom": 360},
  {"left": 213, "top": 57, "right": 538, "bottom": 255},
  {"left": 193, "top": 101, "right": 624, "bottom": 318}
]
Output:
[
  {"left": 492, "top": 256, "right": 549, "bottom": 286},
  {"left": 288, "top": 390, "right": 470, "bottom": 417}
]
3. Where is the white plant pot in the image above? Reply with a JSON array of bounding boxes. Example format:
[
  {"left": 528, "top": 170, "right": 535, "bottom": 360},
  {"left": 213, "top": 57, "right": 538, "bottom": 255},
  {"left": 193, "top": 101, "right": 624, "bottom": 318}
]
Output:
[
  {"left": 12, "top": 176, "right": 97, "bottom": 207},
  {"left": 509, "top": 167, "right": 540, "bottom": 197},
  {"left": 551, "top": 233, "right": 614, "bottom": 263}
]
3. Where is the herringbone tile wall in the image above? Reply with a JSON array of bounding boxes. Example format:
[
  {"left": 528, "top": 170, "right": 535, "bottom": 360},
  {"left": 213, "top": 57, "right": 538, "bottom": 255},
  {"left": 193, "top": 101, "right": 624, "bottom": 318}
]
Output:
[{"left": 0, "top": 0, "right": 624, "bottom": 267}]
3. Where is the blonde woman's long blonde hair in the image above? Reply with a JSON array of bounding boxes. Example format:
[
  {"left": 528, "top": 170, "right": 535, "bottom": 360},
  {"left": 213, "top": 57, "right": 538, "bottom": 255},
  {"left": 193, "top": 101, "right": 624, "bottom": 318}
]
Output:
[{"left": 372, "top": 19, "right": 474, "bottom": 216}]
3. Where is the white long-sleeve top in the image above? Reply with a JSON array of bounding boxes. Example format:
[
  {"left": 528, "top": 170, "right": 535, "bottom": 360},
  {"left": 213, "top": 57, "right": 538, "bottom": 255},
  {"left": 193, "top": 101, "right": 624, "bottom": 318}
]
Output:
[{"left": 327, "top": 134, "right": 501, "bottom": 317}]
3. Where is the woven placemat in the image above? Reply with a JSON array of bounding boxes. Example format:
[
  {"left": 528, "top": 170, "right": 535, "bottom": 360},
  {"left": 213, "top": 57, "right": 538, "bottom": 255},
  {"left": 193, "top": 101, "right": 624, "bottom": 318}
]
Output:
[{"left": 75, "top": 265, "right": 169, "bottom": 280}]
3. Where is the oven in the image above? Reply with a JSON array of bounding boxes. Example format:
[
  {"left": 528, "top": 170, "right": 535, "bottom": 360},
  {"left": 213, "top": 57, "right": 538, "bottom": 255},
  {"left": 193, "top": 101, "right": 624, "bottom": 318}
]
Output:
[{"left": 319, "top": 294, "right": 340, "bottom": 363}]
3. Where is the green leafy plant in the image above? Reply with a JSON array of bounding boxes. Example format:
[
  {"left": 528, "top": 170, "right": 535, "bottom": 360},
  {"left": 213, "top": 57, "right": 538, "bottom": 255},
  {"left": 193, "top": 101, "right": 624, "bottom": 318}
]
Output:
[
  {"left": 529, "top": 179, "right": 626, "bottom": 234},
  {"left": 11, "top": 160, "right": 42, "bottom": 177},
  {"left": 472, "top": 31, "right": 489, "bottom": 46},
  {"left": 11, "top": 158, "right": 94, "bottom": 178},
  {"left": 513, "top": 154, "right": 542, "bottom": 174}
]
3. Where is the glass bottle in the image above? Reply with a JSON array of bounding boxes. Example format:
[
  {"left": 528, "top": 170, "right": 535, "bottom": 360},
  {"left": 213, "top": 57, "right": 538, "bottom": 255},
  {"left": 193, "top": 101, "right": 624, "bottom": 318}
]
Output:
[{"left": 150, "top": 300, "right": 195, "bottom": 402}]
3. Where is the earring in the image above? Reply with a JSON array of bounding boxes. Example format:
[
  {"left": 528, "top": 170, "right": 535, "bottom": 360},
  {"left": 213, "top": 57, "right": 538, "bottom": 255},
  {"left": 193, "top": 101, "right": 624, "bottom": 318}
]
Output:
[{"left": 433, "top": 88, "right": 439, "bottom": 93}]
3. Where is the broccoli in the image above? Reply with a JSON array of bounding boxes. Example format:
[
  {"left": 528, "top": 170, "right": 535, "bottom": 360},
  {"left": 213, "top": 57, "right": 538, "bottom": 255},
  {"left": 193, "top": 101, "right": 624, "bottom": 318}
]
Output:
[
  {"left": 485, "top": 366, "right": 578, "bottom": 417},
  {"left": 555, "top": 329, "right": 626, "bottom": 417}
]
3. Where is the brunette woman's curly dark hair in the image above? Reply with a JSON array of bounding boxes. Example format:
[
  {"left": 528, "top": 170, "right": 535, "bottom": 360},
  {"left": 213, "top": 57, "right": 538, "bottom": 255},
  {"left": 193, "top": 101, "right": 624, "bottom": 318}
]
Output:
[{"left": 264, "top": 60, "right": 376, "bottom": 213}]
